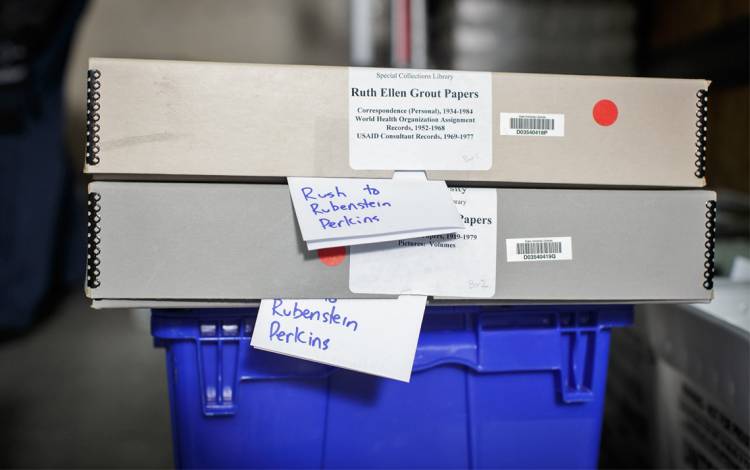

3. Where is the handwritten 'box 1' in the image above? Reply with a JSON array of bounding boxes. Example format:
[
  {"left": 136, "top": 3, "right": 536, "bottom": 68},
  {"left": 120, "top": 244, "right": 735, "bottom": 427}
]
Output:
[
  {"left": 85, "top": 58, "right": 708, "bottom": 187},
  {"left": 85, "top": 181, "right": 715, "bottom": 308}
]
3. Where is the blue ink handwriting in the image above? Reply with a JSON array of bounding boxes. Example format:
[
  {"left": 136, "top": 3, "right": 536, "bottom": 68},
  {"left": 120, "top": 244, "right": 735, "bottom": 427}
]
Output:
[
  {"left": 269, "top": 321, "right": 330, "bottom": 350},
  {"left": 271, "top": 299, "right": 359, "bottom": 332},
  {"left": 299, "top": 183, "right": 393, "bottom": 231}
]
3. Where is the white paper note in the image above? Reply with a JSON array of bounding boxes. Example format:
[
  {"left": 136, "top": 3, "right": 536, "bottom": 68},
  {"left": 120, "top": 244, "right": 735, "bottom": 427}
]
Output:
[
  {"left": 349, "top": 67, "right": 493, "bottom": 170},
  {"left": 250, "top": 296, "right": 427, "bottom": 382},
  {"left": 350, "top": 188, "right": 497, "bottom": 297},
  {"left": 287, "top": 177, "right": 464, "bottom": 250}
]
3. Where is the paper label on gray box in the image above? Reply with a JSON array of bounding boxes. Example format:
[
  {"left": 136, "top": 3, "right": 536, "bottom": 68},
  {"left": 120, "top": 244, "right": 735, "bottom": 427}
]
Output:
[
  {"left": 506, "top": 236, "right": 573, "bottom": 262},
  {"left": 349, "top": 67, "right": 492, "bottom": 170},
  {"left": 500, "top": 113, "right": 565, "bottom": 137},
  {"left": 349, "top": 188, "right": 497, "bottom": 297}
]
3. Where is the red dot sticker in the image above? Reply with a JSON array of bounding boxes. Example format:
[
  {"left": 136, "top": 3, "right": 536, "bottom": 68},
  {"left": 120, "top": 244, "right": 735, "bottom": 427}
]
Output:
[
  {"left": 593, "top": 99, "right": 618, "bottom": 126},
  {"left": 317, "top": 246, "right": 346, "bottom": 266}
]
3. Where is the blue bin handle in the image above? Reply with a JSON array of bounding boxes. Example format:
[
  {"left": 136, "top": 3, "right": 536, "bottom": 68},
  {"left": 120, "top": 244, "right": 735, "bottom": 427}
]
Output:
[{"left": 412, "top": 330, "right": 479, "bottom": 372}]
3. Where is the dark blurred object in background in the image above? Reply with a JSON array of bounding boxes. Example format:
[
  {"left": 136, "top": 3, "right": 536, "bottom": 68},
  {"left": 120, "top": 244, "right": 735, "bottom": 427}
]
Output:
[
  {"left": 430, "top": 0, "right": 638, "bottom": 75},
  {"left": 641, "top": 0, "right": 749, "bottom": 197},
  {"left": 0, "top": 0, "right": 87, "bottom": 333}
]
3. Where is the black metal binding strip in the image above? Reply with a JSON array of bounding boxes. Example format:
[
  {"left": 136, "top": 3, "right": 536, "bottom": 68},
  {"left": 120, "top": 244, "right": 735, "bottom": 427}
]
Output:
[
  {"left": 87, "top": 192, "right": 102, "bottom": 288},
  {"left": 703, "top": 200, "right": 716, "bottom": 290},
  {"left": 694, "top": 89, "right": 708, "bottom": 178},
  {"left": 86, "top": 69, "right": 102, "bottom": 165}
]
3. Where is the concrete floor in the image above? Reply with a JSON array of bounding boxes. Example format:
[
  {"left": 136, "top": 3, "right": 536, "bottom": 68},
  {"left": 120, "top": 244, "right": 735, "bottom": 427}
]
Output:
[{"left": 0, "top": 292, "right": 172, "bottom": 468}]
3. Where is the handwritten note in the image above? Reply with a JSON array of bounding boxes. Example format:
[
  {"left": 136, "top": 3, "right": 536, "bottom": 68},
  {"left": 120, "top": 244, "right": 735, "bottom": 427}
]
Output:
[
  {"left": 349, "top": 188, "right": 497, "bottom": 297},
  {"left": 287, "top": 177, "right": 464, "bottom": 250},
  {"left": 250, "top": 295, "right": 427, "bottom": 382}
]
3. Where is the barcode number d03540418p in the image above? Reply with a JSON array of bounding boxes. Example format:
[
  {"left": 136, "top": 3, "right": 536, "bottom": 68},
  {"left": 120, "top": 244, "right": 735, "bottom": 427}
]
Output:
[
  {"left": 500, "top": 113, "right": 565, "bottom": 137},
  {"left": 510, "top": 116, "right": 555, "bottom": 131}
]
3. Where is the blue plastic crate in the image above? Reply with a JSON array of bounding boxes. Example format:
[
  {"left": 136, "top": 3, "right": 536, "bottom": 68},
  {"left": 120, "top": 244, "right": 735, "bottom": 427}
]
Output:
[{"left": 152, "top": 305, "right": 632, "bottom": 469}]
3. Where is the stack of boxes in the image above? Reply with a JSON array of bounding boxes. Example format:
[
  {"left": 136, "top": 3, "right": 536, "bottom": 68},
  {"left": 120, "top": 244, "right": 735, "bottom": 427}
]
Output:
[
  {"left": 83, "top": 58, "right": 715, "bottom": 467},
  {"left": 84, "top": 58, "right": 713, "bottom": 306}
]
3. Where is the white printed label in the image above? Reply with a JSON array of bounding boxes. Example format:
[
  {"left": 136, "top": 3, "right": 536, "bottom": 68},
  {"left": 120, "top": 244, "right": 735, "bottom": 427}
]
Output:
[
  {"left": 500, "top": 113, "right": 564, "bottom": 137},
  {"left": 506, "top": 237, "right": 572, "bottom": 262},
  {"left": 287, "top": 177, "right": 464, "bottom": 250},
  {"left": 250, "top": 296, "right": 427, "bottom": 382},
  {"left": 349, "top": 67, "right": 492, "bottom": 170},
  {"left": 350, "top": 188, "right": 497, "bottom": 297}
]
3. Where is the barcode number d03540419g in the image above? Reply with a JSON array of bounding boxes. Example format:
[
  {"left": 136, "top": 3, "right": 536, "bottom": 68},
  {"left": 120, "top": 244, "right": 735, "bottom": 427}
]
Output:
[
  {"left": 506, "top": 236, "right": 572, "bottom": 262},
  {"left": 516, "top": 240, "right": 562, "bottom": 255}
]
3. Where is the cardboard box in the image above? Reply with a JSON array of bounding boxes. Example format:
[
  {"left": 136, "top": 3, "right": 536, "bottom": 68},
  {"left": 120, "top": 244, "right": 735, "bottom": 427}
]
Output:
[
  {"left": 85, "top": 181, "right": 715, "bottom": 306},
  {"left": 603, "top": 285, "right": 750, "bottom": 469},
  {"left": 643, "top": 289, "right": 750, "bottom": 469},
  {"left": 85, "top": 58, "right": 708, "bottom": 187}
]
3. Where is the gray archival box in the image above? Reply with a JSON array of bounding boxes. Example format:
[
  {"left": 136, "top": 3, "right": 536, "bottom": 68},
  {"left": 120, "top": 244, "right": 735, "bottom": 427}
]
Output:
[{"left": 85, "top": 182, "right": 715, "bottom": 307}]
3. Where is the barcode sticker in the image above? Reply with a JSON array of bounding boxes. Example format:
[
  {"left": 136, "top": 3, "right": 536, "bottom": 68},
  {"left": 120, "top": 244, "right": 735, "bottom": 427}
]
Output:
[
  {"left": 506, "top": 236, "right": 572, "bottom": 262},
  {"left": 500, "top": 113, "right": 564, "bottom": 137}
]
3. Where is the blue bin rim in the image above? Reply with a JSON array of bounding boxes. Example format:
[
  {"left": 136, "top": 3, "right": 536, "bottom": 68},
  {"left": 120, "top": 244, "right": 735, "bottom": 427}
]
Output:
[
  {"left": 151, "top": 305, "right": 632, "bottom": 374},
  {"left": 152, "top": 304, "right": 633, "bottom": 328}
]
